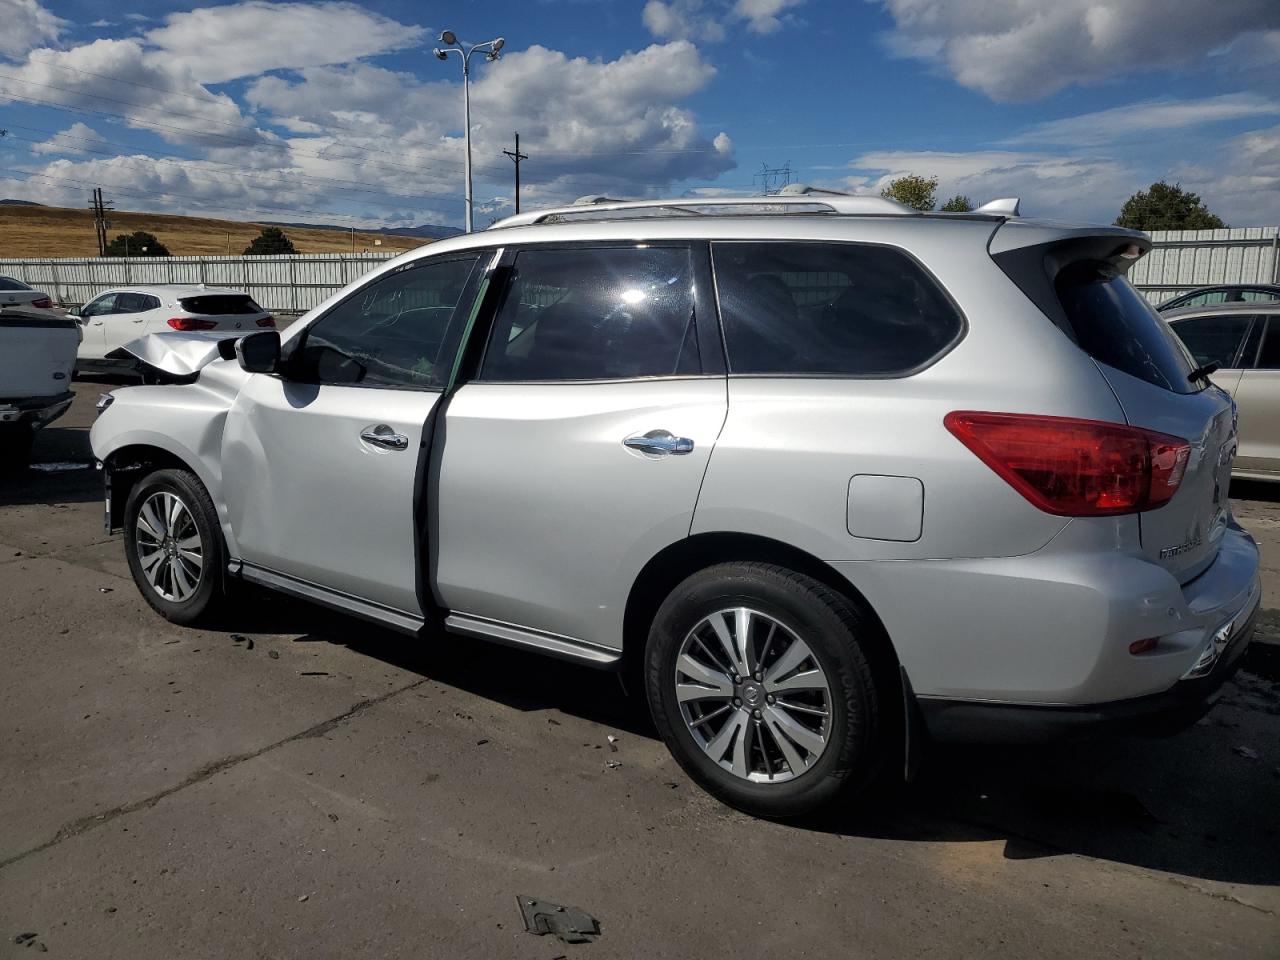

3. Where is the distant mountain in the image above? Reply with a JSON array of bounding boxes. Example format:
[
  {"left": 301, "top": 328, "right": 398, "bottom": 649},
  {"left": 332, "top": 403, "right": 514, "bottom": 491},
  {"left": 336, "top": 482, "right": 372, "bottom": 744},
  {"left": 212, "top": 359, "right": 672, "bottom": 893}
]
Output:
[
  {"left": 262, "top": 219, "right": 463, "bottom": 240},
  {"left": 0, "top": 198, "right": 43, "bottom": 206}
]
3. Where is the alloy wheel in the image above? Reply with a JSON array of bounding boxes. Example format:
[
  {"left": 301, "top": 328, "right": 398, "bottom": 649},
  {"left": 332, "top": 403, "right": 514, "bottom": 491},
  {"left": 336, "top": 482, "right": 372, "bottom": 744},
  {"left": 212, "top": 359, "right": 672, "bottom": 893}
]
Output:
[
  {"left": 134, "top": 491, "right": 204, "bottom": 603},
  {"left": 674, "top": 607, "right": 832, "bottom": 783}
]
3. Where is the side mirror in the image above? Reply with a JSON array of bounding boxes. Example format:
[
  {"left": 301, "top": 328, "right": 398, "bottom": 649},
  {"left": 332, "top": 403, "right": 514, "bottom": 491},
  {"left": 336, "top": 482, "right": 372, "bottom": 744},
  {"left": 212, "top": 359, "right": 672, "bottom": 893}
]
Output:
[
  {"left": 235, "top": 330, "right": 281, "bottom": 374},
  {"left": 68, "top": 305, "right": 82, "bottom": 318}
]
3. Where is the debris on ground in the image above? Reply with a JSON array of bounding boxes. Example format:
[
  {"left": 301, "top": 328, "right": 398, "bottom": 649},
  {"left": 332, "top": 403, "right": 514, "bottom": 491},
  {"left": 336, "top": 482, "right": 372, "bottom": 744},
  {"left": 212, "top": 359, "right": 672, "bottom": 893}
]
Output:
[
  {"left": 517, "top": 896, "right": 600, "bottom": 944},
  {"left": 268, "top": 650, "right": 280, "bottom": 660},
  {"left": 297, "top": 894, "right": 309, "bottom": 902},
  {"left": 606, "top": 760, "right": 621, "bottom": 770},
  {"left": 1234, "top": 745, "right": 1260, "bottom": 760},
  {"left": 30, "top": 461, "right": 92, "bottom": 472},
  {"left": 98, "top": 586, "right": 113, "bottom": 593},
  {"left": 300, "top": 671, "right": 329, "bottom": 677},
  {"left": 607, "top": 735, "right": 619, "bottom": 752},
  {"left": 476, "top": 738, "right": 490, "bottom": 745},
  {"left": 13, "top": 933, "right": 38, "bottom": 945}
]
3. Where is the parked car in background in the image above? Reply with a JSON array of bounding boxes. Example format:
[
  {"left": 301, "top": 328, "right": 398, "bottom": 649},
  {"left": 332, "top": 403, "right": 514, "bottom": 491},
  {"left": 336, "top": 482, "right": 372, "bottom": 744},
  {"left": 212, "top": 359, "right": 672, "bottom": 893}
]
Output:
[
  {"left": 91, "top": 193, "right": 1260, "bottom": 817},
  {"left": 1157, "top": 284, "right": 1280, "bottom": 312},
  {"left": 0, "top": 308, "right": 80, "bottom": 469},
  {"left": 73, "top": 285, "right": 274, "bottom": 371},
  {"left": 0, "top": 275, "right": 61, "bottom": 317},
  {"left": 1164, "top": 302, "right": 1280, "bottom": 481}
]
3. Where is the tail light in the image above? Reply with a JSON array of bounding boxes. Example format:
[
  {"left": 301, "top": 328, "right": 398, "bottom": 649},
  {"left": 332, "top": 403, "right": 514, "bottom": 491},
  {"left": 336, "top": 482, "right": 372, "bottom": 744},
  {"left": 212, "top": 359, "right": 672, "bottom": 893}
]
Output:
[
  {"left": 256, "top": 316, "right": 276, "bottom": 327},
  {"left": 166, "top": 316, "right": 218, "bottom": 331},
  {"left": 944, "top": 411, "right": 1191, "bottom": 517},
  {"left": 31, "top": 297, "right": 53, "bottom": 309}
]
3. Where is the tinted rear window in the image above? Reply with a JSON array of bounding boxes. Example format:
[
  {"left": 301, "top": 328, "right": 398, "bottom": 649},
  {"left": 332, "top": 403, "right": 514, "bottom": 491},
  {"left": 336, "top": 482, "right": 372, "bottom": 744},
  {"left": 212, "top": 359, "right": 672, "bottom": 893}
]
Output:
[
  {"left": 0, "top": 276, "right": 32, "bottom": 291},
  {"left": 1056, "top": 262, "right": 1198, "bottom": 394},
  {"left": 180, "top": 294, "right": 262, "bottom": 315},
  {"left": 712, "top": 241, "right": 963, "bottom": 376}
]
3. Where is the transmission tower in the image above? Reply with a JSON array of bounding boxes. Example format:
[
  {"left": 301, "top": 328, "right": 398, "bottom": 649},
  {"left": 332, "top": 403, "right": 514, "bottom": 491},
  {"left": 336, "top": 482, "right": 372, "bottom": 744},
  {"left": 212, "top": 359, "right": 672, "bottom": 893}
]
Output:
[{"left": 753, "top": 161, "right": 793, "bottom": 196}]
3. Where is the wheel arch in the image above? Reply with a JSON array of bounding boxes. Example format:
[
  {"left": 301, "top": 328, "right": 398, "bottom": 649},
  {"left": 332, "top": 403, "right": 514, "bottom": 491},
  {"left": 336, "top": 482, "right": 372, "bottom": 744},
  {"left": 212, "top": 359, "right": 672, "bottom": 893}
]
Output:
[
  {"left": 102, "top": 440, "right": 213, "bottom": 534},
  {"left": 622, "top": 532, "right": 900, "bottom": 678}
]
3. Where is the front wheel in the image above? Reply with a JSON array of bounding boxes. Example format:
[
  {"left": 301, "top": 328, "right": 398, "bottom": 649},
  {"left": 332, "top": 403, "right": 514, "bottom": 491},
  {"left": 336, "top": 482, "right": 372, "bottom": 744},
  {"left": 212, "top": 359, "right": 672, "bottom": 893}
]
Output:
[
  {"left": 645, "top": 562, "right": 886, "bottom": 818},
  {"left": 123, "top": 467, "right": 228, "bottom": 625}
]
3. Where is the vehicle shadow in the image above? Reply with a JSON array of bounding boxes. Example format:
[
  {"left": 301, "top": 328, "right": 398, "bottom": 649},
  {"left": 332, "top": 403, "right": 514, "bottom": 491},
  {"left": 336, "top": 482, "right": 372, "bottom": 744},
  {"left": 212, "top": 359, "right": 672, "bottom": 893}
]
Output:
[
  {"left": 1231, "top": 478, "right": 1280, "bottom": 503},
  {"left": 221, "top": 590, "right": 1280, "bottom": 889}
]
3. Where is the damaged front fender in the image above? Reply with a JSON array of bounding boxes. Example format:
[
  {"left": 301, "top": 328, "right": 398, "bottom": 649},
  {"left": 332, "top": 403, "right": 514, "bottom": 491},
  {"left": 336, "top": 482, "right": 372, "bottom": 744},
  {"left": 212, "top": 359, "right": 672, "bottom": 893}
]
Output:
[{"left": 112, "top": 330, "right": 242, "bottom": 378}]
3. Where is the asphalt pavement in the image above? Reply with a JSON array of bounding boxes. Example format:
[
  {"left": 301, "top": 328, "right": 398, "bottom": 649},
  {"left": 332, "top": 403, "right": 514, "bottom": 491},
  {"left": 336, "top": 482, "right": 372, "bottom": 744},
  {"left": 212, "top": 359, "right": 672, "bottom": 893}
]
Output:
[{"left": 1, "top": 385, "right": 1277, "bottom": 959}]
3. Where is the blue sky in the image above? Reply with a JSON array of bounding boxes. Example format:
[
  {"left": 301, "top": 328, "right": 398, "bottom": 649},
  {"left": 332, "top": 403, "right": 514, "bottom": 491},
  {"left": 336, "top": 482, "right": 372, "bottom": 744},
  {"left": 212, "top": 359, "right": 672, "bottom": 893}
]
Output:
[{"left": 1, "top": 0, "right": 1278, "bottom": 230}]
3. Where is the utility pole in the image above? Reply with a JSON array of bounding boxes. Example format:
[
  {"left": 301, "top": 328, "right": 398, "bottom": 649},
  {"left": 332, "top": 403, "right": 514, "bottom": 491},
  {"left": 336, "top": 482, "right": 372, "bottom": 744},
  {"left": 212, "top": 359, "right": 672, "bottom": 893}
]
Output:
[
  {"left": 503, "top": 132, "right": 528, "bottom": 214},
  {"left": 88, "top": 188, "right": 113, "bottom": 256}
]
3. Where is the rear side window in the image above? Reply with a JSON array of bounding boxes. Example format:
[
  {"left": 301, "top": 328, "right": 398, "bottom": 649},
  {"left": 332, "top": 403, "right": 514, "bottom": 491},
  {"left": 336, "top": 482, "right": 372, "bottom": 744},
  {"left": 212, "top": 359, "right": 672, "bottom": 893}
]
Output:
[
  {"left": 711, "top": 241, "right": 963, "bottom": 376},
  {"left": 0, "top": 276, "right": 32, "bottom": 291},
  {"left": 180, "top": 294, "right": 263, "bottom": 315},
  {"left": 1056, "top": 262, "right": 1198, "bottom": 394},
  {"left": 1169, "top": 314, "right": 1254, "bottom": 369},
  {"left": 480, "top": 245, "right": 699, "bottom": 382}
]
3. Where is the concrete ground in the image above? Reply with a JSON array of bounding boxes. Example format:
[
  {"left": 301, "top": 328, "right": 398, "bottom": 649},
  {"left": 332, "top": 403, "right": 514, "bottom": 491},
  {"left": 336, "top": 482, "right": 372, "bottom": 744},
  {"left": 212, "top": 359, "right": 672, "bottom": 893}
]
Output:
[{"left": 1, "top": 386, "right": 1277, "bottom": 959}]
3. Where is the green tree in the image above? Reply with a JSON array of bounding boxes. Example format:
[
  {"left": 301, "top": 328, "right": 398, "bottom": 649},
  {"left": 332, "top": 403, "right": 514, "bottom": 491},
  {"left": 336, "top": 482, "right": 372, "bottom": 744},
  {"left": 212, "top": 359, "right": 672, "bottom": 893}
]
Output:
[
  {"left": 1115, "top": 181, "right": 1225, "bottom": 231},
  {"left": 103, "top": 230, "right": 171, "bottom": 257},
  {"left": 243, "top": 226, "right": 297, "bottom": 255},
  {"left": 880, "top": 174, "right": 938, "bottom": 212},
  {"left": 940, "top": 195, "right": 974, "bottom": 212}
]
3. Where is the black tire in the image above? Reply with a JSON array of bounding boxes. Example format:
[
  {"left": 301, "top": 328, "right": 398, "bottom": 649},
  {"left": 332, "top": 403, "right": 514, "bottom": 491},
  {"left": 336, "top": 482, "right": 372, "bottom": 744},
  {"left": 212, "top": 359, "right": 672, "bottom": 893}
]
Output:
[
  {"left": 645, "top": 562, "right": 886, "bottom": 818},
  {"left": 123, "top": 467, "right": 228, "bottom": 625},
  {"left": 0, "top": 423, "right": 34, "bottom": 476}
]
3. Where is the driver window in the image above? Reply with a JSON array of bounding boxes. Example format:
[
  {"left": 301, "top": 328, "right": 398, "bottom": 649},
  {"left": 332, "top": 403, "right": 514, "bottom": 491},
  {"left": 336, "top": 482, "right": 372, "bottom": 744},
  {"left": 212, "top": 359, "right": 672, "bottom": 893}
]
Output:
[
  {"left": 296, "top": 256, "right": 480, "bottom": 389},
  {"left": 83, "top": 294, "right": 117, "bottom": 318}
]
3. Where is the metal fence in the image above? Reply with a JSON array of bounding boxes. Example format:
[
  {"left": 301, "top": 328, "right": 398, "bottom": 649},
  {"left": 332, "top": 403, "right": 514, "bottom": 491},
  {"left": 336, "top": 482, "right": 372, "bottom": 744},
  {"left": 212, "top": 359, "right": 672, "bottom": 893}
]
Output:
[
  {"left": 0, "top": 252, "right": 401, "bottom": 313},
  {"left": 1130, "top": 227, "right": 1280, "bottom": 303},
  {"left": 3, "top": 227, "right": 1278, "bottom": 311}
]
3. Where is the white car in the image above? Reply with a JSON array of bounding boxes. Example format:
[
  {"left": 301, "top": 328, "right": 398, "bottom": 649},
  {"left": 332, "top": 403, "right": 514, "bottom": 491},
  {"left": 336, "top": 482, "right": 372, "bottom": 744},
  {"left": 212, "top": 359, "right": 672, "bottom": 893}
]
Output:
[
  {"left": 74, "top": 285, "right": 275, "bottom": 370},
  {"left": 0, "top": 275, "right": 61, "bottom": 317}
]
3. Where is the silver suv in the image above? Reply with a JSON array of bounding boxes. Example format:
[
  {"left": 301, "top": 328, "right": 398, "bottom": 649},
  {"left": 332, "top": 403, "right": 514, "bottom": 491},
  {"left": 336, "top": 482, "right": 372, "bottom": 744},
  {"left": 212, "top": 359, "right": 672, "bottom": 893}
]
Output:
[{"left": 91, "top": 194, "right": 1262, "bottom": 817}]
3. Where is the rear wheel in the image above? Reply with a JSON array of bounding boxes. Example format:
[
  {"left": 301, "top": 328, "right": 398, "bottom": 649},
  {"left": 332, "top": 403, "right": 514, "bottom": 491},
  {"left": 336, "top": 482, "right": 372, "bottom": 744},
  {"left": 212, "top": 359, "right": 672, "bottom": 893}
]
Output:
[
  {"left": 124, "top": 468, "right": 227, "bottom": 625},
  {"left": 645, "top": 562, "right": 886, "bottom": 818}
]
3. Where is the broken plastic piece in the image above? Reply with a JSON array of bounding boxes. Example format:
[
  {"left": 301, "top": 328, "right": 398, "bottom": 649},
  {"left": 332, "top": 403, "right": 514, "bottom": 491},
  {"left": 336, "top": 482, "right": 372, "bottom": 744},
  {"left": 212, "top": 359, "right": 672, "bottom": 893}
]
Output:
[{"left": 517, "top": 895, "right": 600, "bottom": 944}]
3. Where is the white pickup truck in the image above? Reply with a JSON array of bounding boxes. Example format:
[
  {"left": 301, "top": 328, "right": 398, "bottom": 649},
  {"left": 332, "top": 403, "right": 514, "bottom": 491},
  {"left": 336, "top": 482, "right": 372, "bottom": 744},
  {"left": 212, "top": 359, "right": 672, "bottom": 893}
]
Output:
[{"left": 0, "top": 308, "right": 81, "bottom": 469}]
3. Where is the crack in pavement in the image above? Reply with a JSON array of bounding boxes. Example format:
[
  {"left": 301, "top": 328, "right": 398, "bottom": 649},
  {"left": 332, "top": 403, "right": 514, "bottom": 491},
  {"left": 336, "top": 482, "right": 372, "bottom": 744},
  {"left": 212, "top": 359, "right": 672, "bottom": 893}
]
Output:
[{"left": 0, "top": 676, "right": 431, "bottom": 873}]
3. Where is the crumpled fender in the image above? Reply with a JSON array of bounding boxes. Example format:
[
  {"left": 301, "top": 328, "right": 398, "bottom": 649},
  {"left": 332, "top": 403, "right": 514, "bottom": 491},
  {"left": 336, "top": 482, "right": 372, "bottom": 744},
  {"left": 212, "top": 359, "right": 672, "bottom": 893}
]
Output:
[{"left": 113, "top": 330, "right": 241, "bottom": 377}]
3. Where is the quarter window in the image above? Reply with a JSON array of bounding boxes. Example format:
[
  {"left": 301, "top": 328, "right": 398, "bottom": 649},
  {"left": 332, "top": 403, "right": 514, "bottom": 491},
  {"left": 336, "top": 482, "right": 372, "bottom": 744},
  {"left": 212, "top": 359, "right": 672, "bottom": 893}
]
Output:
[
  {"left": 712, "top": 241, "right": 963, "bottom": 376},
  {"left": 295, "top": 256, "right": 480, "bottom": 389},
  {"left": 1169, "top": 314, "right": 1254, "bottom": 369},
  {"left": 479, "top": 246, "right": 699, "bottom": 382}
]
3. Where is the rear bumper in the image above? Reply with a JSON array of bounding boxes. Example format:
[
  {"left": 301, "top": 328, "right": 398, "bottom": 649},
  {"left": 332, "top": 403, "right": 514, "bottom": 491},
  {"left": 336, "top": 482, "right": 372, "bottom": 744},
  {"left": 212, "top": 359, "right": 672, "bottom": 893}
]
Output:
[
  {"left": 0, "top": 390, "right": 74, "bottom": 429},
  {"left": 918, "top": 598, "right": 1258, "bottom": 743}
]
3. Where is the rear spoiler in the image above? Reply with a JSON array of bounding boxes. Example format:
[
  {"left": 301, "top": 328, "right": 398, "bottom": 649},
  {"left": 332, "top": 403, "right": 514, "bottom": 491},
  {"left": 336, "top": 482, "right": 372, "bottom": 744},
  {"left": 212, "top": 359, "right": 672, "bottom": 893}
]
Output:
[{"left": 988, "top": 221, "right": 1151, "bottom": 340}]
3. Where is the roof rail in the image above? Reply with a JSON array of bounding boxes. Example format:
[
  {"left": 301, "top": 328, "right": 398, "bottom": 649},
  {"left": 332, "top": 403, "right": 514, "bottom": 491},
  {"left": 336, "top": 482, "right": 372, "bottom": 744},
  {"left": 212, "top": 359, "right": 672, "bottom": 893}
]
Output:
[{"left": 488, "top": 192, "right": 916, "bottom": 229}]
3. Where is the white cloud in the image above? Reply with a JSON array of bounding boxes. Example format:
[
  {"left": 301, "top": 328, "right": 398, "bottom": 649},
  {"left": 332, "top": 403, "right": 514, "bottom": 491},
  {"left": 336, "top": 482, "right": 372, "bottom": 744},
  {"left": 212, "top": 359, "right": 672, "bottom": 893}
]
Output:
[
  {"left": 877, "top": 0, "right": 1280, "bottom": 101},
  {"left": 30, "top": 121, "right": 105, "bottom": 155},
  {"left": 1007, "top": 93, "right": 1280, "bottom": 146},
  {"left": 0, "top": 0, "right": 66, "bottom": 60},
  {"left": 845, "top": 149, "right": 1130, "bottom": 221},
  {"left": 642, "top": 0, "right": 804, "bottom": 40},
  {"left": 0, "top": 39, "right": 262, "bottom": 147},
  {"left": 643, "top": 1, "right": 727, "bottom": 42},
  {"left": 733, "top": 0, "right": 804, "bottom": 34},
  {"left": 1173, "top": 123, "right": 1280, "bottom": 224},
  {"left": 145, "top": 1, "right": 426, "bottom": 84}
]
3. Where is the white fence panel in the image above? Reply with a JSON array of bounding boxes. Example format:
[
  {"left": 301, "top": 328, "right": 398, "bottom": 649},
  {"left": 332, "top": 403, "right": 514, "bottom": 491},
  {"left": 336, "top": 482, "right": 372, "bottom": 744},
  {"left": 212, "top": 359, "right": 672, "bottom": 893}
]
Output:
[
  {"left": 1129, "top": 227, "right": 1280, "bottom": 302},
  {"left": 0, "top": 252, "right": 401, "bottom": 312}
]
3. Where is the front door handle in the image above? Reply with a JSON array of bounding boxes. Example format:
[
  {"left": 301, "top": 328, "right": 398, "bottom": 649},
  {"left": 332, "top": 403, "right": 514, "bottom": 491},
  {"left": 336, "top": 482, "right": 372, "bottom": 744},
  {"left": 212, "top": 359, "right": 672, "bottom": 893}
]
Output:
[
  {"left": 360, "top": 426, "right": 409, "bottom": 450},
  {"left": 623, "top": 430, "right": 694, "bottom": 456}
]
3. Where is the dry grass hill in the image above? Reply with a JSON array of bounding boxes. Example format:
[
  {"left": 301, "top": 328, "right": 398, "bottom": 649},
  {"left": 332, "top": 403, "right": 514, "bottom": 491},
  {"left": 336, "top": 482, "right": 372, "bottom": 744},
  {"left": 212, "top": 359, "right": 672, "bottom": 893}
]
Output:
[{"left": 0, "top": 202, "right": 429, "bottom": 258}]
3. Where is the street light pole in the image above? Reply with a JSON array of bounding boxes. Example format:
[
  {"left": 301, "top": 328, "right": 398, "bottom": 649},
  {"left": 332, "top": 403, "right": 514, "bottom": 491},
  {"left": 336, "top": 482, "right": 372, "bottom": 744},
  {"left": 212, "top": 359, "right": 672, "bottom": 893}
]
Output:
[{"left": 433, "top": 31, "right": 505, "bottom": 234}]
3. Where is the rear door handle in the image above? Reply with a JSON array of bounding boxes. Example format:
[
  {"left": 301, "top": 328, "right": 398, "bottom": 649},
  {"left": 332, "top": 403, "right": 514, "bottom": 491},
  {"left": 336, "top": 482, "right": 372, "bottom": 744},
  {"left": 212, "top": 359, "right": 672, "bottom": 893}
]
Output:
[
  {"left": 360, "top": 426, "right": 409, "bottom": 450},
  {"left": 623, "top": 430, "right": 694, "bottom": 456}
]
